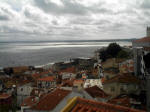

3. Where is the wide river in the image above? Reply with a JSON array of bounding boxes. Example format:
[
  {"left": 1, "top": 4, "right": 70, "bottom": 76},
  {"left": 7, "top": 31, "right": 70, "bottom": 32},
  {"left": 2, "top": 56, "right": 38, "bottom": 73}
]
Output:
[{"left": 0, "top": 41, "right": 132, "bottom": 67}]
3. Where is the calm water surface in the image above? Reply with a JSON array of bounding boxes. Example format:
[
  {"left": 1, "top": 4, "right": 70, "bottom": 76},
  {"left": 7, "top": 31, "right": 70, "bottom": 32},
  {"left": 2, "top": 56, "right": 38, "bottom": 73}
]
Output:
[{"left": 0, "top": 41, "right": 131, "bottom": 67}]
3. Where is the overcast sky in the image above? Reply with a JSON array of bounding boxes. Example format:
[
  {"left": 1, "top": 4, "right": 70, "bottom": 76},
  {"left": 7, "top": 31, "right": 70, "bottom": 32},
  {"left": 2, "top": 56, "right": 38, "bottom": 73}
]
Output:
[{"left": 0, "top": 0, "right": 150, "bottom": 41}]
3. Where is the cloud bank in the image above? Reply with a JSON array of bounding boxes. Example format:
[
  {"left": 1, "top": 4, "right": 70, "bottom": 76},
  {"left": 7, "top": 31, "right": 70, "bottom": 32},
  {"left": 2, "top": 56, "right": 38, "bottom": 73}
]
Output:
[{"left": 0, "top": 0, "right": 150, "bottom": 41}]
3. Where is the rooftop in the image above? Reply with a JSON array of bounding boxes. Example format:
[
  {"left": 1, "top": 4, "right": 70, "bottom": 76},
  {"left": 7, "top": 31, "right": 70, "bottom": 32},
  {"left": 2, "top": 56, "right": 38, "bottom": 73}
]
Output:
[
  {"left": 37, "top": 76, "right": 55, "bottom": 82},
  {"left": 85, "top": 85, "right": 109, "bottom": 98},
  {"left": 103, "top": 73, "right": 140, "bottom": 84},
  {"left": 73, "top": 79, "right": 84, "bottom": 84},
  {"left": 0, "top": 93, "right": 11, "bottom": 99},
  {"left": 32, "top": 71, "right": 50, "bottom": 80},
  {"left": 61, "top": 79, "right": 75, "bottom": 87},
  {"left": 21, "top": 96, "right": 38, "bottom": 107},
  {"left": 59, "top": 66, "right": 76, "bottom": 74},
  {"left": 133, "top": 37, "right": 150, "bottom": 43},
  {"left": 62, "top": 97, "right": 145, "bottom": 112},
  {"left": 31, "top": 89, "right": 71, "bottom": 111}
]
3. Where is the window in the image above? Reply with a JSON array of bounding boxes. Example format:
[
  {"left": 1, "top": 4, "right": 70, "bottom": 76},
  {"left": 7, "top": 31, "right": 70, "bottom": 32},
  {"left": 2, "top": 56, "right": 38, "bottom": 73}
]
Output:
[
  {"left": 20, "top": 88, "right": 23, "bottom": 91},
  {"left": 110, "top": 87, "right": 115, "bottom": 92},
  {"left": 106, "top": 75, "right": 109, "bottom": 80}
]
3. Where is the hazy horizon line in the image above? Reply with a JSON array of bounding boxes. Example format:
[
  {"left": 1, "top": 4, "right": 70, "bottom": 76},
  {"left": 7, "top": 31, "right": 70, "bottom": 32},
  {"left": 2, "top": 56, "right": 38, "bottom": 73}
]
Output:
[{"left": 0, "top": 38, "right": 136, "bottom": 43}]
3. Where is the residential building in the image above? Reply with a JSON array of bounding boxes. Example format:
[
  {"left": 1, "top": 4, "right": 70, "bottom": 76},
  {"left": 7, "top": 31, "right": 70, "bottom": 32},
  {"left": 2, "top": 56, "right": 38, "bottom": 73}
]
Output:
[
  {"left": 73, "top": 79, "right": 84, "bottom": 90},
  {"left": 0, "top": 93, "right": 12, "bottom": 105},
  {"left": 12, "top": 66, "right": 29, "bottom": 75},
  {"left": 103, "top": 70, "right": 117, "bottom": 81},
  {"left": 132, "top": 27, "right": 150, "bottom": 77},
  {"left": 24, "top": 89, "right": 91, "bottom": 112},
  {"left": 119, "top": 59, "right": 134, "bottom": 73},
  {"left": 103, "top": 73, "right": 140, "bottom": 98},
  {"left": 21, "top": 96, "right": 39, "bottom": 112},
  {"left": 17, "top": 83, "right": 33, "bottom": 106},
  {"left": 108, "top": 94, "right": 145, "bottom": 110},
  {"left": 60, "top": 73, "right": 76, "bottom": 80},
  {"left": 71, "top": 57, "right": 96, "bottom": 71},
  {"left": 0, "top": 80, "right": 3, "bottom": 91},
  {"left": 37, "top": 76, "right": 56, "bottom": 89},
  {"left": 132, "top": 28, "right": 150, "bottom": 111},
  {"left": 102, "top": 58, "right": 118, "bottom": 69},
  {"left": 60, "top": 79, "right": 75, "bottom": 90},
  {"left": 84, "top": 79, "right": 102, "bottom": 89},
  {"left": 0, "top": 93, "right": 12, "bottom": 111},
  {"left": 84, "top": 85, "right": 110, "bottom": 102}
]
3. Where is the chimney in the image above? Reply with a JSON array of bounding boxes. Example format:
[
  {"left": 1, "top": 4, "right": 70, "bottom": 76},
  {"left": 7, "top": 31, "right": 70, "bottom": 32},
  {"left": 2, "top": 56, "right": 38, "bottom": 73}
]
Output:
[{"left": 147, "top": 27, "right": 150, "bottom": 37}]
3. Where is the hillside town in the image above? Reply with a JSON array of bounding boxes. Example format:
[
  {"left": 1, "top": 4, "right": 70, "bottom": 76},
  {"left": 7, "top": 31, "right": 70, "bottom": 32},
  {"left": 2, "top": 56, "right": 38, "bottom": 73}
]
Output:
[{"left": 0, "top": 28, "right": 150, "bottom": 112}]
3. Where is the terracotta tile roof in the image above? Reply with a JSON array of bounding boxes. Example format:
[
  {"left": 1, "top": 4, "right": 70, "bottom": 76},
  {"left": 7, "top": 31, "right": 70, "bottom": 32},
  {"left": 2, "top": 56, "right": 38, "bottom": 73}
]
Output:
[
  {"left": 17, "top": 80, "right": 31, "bottom": 86},
  {"left": 85, "top": 86, "right": 110, "bottom": 98},
  {"left": 103, "top": 73, "right": 140, "bottom": 84},
  {"left": 59, "top": 66, "right": 76, "bottom": 74},
  {"left": 21, "top": 96, "right": 38, "bottom": 107},
  {"left": 0, "top": 93, "right": 11, "bottom": 99},
  {"left": 37, "top": 76, "right": 55, "bottom": 82},
  {"left": 73, "top": 79, "right": 84, "bottom": 84},
  {"left": 133, "top": 37, "right": 150, "bottom": 43},
  {"left": 32, "top": 71, "right": 50, "bottom": 80},
  {"left": 13, "top": 66, "right": 29, "bottom": 73},
  {"left": 71, "top": 97, "right": 145, "bottom": 112},
  {"left": 32, "top": 73, "right": 41, "bottom": 80},
  {"left": 31, "top": 89, "right": 71, "bottom": 111},
  {"left": 61, "top": 79, "right": 75, "bottom": 87},
  {"left": 30, "top": 88, "right": 44, "bottom": 97}
]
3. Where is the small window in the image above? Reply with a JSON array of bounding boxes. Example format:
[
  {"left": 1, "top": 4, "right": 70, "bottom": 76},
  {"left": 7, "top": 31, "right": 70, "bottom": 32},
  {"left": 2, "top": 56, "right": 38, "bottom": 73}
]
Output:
[
  {"left": 110, "top": 87, "right": 115, "bottom": 92},
  {"left": 106, "top": 75, "right": 109, "bottom": 80},
  {"left": 20, "top": 88, "right": 23, "bottom": 91}
]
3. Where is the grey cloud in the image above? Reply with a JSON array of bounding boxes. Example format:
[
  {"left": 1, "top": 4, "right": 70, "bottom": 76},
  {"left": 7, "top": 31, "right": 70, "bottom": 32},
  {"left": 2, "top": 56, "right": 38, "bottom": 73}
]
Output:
[
  {"left": 93, "top": 20, "right": 111, "bottom": 25},
  {"left": 51, "top": 20, "right": 58, "bottom": 25},
  {"left": 0, "top": 0, "right": 150, "bottom": 41},
  {"left": 140, "top": 0, "right": 150, "bottom": 9},
  {"left": 33, "top": 0, "right": 87, "bottom": 15},
  {"left": 33, "top": 0, "right": 110, "bottom": 15},
  {"left": 0, "top": 15, "right": 9, "bottom": 21}
]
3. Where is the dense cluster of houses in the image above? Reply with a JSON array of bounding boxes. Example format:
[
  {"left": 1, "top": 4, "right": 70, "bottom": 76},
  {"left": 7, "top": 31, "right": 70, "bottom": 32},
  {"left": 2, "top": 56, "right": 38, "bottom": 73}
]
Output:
[{"left": 0, "top": 55, "right": 146, "bottom": 112}]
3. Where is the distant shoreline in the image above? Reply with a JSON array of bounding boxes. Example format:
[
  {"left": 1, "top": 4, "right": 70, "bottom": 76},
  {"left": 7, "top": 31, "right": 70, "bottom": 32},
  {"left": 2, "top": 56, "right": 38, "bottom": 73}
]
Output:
[
  {"left": 0, "top": 38, "right": 136, "bottom": 43},
  {"left": 0, "top": 41, "right": 132, "bottom": 68}
]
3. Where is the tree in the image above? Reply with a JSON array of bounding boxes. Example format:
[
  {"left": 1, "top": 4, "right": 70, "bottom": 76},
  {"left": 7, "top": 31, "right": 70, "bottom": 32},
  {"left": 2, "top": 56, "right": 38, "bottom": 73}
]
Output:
[
  {"left": 106, "top": 43, "right": 121, "bottom": 58},
  {"left": 117, "top": 50, "right": 129, "bottom": 59},
  {"left": 99, "top": 50, "right": 108, "bottom": 62}
]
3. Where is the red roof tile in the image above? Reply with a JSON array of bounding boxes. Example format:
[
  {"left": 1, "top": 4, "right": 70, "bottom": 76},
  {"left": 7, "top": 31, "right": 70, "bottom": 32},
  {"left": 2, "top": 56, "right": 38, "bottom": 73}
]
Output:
[
  {"left": 61, "top": 79, "right": 75, "bottom": 87},
  {"left": 0, "top": 93, "right": 11, "bottom": 99},
  {"left": 134, "top": 37, "right": 150, "bottom": 43},
  {"left": 31, "top": 89, "right": 71, "bottom": 111},
  {"left": 59, "top": 66, "right": 76, "bottom": 74},
  {"left": 21, "top": 96, "right": 38, "bottom": 107},
  {"left": 37, "top": 76, "right": 55, "bottom": 82},
  {"left": 30, "top": 88, "right": 44, "bottom": 97},
  {"left": 32, "top": 73, "right": 41, "bottom": 80},
  {"left": 32, "top": 71, "right": 50, "bottom": 80},
  {"left": 71, "top": 97, "right": 145, "bottom": 112},
  {"left": 85, "top": 86, "right": 110, "bottom": 98},
  {"left": 73, "top": 79, "right": 84, "bottom": 84},
  {"left": 103, "top": 73, "right": 140, "bottom": 84}
]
